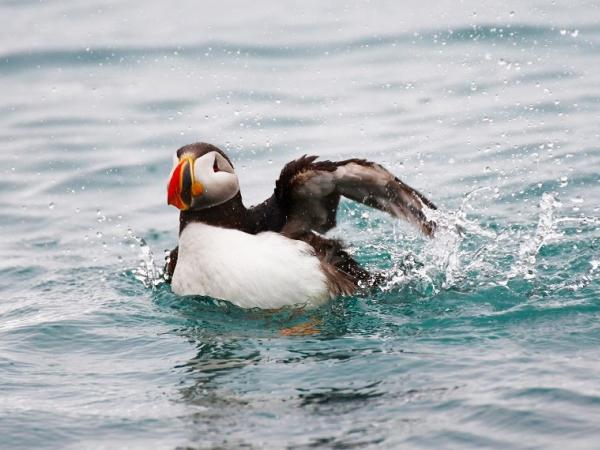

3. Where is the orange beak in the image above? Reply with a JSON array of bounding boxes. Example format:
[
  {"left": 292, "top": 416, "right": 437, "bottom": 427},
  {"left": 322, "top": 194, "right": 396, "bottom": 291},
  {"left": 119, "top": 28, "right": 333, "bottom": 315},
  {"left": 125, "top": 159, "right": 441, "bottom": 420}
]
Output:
[{"left": 167, "top": 157, "right": 204, "bottom": 210}]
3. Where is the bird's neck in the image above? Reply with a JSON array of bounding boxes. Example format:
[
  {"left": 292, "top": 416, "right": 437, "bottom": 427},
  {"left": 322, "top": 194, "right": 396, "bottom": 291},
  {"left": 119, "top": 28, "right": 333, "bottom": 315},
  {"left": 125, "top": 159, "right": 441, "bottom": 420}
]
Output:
[{"left": 179, "top": 192, "right": 249, "bottom": 234}]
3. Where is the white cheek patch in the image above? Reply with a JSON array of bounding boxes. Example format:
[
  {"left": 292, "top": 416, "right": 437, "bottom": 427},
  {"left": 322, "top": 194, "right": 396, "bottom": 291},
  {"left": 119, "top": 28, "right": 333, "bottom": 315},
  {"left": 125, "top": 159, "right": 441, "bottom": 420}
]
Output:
[
  {"left": 192, "top": 152, "right": 240, "bottom": 208},
  {"left": 193, "top": 154, "right": 212, "bottom": 182}
]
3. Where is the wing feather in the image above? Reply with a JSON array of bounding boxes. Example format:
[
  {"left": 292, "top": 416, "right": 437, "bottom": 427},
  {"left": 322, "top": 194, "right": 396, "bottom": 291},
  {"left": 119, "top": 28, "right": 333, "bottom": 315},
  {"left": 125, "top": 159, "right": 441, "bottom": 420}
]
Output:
[{"left": 276, "top": 156, "right": 436, "bottom": 236}]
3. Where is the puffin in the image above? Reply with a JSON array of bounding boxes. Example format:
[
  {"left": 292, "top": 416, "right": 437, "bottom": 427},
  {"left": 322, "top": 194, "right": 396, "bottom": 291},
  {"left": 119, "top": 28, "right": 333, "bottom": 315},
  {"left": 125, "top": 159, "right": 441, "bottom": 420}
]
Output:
[{"left": 165, "top": 142, "right": 436, "bottom": 309}]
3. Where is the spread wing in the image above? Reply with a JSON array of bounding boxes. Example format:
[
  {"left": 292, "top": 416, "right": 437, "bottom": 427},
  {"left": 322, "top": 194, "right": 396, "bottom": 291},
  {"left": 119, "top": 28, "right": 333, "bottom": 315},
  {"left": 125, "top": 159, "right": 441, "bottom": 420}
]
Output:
[{"left": 275, "top": 155, "right": 437, "bottom": 237}]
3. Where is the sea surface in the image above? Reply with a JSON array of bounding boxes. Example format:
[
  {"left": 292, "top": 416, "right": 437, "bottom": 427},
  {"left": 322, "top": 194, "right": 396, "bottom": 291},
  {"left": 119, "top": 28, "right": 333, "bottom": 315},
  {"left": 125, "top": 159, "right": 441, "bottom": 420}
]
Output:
[{"left": 2, "top": 1, "right": 600, "bottom": 448}]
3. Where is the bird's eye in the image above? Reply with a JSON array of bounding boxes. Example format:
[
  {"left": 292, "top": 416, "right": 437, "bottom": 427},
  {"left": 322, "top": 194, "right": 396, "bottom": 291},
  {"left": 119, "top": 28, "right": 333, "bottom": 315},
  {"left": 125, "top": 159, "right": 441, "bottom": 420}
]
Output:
[{"left": 213, "top": 158, "right": 221, "bottom": 172}]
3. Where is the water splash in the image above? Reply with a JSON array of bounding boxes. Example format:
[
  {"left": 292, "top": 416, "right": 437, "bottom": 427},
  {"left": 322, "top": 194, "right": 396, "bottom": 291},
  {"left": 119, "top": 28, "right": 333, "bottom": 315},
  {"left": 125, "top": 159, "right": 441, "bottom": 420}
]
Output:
[
  {"left": 507, "top": 192, "right": 560, "bottom": 281},
  {"left": 382, "top": 188, "right": 495, "bottom": 294},
  {"left": 378, "top": 190, "right": 599, "bottom": 298},
  {"left": 566, "top": 258, "right": 600, "bottom": 291},
  {"left": 127, "top": 228, "right": 168, "bottom": 289}
]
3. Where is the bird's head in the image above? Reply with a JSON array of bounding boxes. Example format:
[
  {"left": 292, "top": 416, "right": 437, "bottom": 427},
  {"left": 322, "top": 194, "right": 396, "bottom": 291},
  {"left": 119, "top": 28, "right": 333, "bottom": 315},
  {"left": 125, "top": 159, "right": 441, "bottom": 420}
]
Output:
[{"left": 167, "top": 143, "right": 239, "bottom": 211}]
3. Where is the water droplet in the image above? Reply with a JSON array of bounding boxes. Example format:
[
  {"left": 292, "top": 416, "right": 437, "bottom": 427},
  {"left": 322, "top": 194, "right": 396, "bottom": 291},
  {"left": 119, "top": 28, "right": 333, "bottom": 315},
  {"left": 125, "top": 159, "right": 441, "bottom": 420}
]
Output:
[
  {"left": 96, "top": 231, "right": 103, "bottom": 239},
  {"left": 560, "top": 176, "right": 568, "bottom": 187},
  {"left": 48, "top": 202, "right": 55, "bottom": 209},
  {"left": 571, "top": 30, "right": 579, "bottom": 37},
  {"left": 509, "top": 11, "right": 515, "bottom": 17}
]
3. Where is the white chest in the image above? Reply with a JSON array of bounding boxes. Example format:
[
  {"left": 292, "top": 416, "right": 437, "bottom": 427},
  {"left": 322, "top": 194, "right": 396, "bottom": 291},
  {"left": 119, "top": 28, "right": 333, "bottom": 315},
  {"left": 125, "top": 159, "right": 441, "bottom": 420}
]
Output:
[{"left": 171, "top": 223, "right": 330, "bottom": 309}]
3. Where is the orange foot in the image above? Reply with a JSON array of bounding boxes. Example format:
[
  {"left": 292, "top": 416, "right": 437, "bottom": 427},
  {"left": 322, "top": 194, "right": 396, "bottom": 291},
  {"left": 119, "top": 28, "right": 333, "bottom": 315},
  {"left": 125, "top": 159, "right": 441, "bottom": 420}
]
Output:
[{"left": 280, "top": 319, "right": 321, "bottom": 336}]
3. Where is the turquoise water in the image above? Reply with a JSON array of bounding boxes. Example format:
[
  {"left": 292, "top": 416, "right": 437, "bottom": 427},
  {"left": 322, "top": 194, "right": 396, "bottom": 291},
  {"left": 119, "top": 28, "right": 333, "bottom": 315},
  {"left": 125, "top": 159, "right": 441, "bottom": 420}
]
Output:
[{"left": 2, "top": 1, "right": 600, "bottom": 448}]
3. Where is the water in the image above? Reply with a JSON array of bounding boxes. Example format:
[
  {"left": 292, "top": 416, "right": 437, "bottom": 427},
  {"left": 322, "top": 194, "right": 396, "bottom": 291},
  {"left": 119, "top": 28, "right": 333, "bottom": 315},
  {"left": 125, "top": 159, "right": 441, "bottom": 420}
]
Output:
[{"left": 2, "top": 1, "right": 600, "bottom": 448}]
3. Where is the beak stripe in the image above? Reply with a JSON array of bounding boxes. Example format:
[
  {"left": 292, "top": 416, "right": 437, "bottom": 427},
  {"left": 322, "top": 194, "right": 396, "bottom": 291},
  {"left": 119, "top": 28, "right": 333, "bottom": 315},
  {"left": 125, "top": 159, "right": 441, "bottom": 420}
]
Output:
[
  {"left": 180, "top": 159, "right": 193, "bottom": 207},
  {"left": 167, "top": 157, "right": 204, "bottom": 210}
]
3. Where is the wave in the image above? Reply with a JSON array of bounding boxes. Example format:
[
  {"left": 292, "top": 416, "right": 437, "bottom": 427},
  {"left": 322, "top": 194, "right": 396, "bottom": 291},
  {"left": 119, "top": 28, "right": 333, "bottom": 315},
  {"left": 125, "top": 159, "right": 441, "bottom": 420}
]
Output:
[{"left": 2, "top": 24, "right": 599, "bottom": 74}]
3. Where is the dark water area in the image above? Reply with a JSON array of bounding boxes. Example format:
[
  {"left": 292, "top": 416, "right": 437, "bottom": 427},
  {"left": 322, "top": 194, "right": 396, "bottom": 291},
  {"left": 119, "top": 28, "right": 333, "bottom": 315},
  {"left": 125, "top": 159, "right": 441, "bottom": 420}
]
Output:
[{"left": 1, "top": 1, "right": 600, "bottom": 448}]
